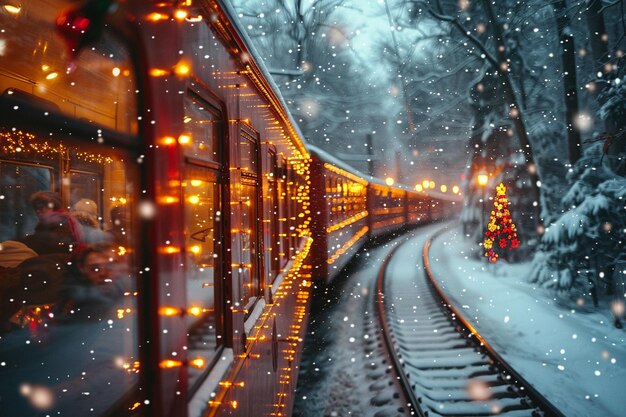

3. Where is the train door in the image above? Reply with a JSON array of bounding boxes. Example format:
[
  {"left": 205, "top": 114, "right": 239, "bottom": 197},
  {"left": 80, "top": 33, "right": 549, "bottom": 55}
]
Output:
[{"left": 181, "top": 91, "right": 225, "bottom": 394}]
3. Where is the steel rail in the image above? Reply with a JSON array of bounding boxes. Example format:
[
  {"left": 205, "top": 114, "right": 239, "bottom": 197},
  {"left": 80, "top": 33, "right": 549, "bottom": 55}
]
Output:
[
  {"left": 422, "top": 229, "right": 567, "bottom": 417},
  {"left": 375, "top": 238, "right": 427, "bottom": 417}
]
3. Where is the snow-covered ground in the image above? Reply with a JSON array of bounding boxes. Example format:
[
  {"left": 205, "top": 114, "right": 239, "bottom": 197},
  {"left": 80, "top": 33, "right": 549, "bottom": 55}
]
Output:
[{"left": 429, "top": 224, "right": 626, "bottom": 417}]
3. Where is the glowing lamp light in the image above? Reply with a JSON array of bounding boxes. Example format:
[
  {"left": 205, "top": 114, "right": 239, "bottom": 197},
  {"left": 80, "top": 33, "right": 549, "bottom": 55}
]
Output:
[
  {"left": 189, "top": 245, "right": 201, "bottom": 255},
  {"left": 422, "top": 179, "right": 429, "bottom": 189},
  {"left": 178, "top": 134, "right": 191, "bottom": 145},
  {"left": 385, "top": 177, "right": 394, "bottom": 186},
  {"left": 452, "top": 185, "right": 460, "bottom": 194},
  {"left": 477, "top": 173, "right": 488, "bottom": 187},
  {"left": 188, "top": 306, "right": 202, "bottom": 316},
  {"left": 3, "top": 4, "right": 21, "bottom": 14},
  {"left": 161, "top": 136, "right": 176, "bottom": 145},
  {"left": 440, "top": 185, "right": 447, "bottom": 192},
  {"left": 159, "top": 306, "right": 182, "bottom": 316},
  {"left": 149, "top": 68, "right": 169, "bottom": 77},
  {"left": 174, "top": 9, "right": 188, "bottom": 20},
  {"left": 146, "top": 12, "right": 168, "bottom": 22},
  {"left": 415, "top": 184, "right": 423, "bottom": 192},
  {"left": 45, "top": 72, "right": 58, "bottom": 80},
  {"left": 188, "top": 195, "right": 200, "bottom": 204},
  {"left": 173, "top": 61, "right": 191, "bottom": 77},
  {"left": 429, "top": 180, "right": 435, "bottom": 189},
  {"left": 112, "top": 67, "right": 121, "bottom": 77},
  {"left": 189, "top": 357, "right": 205, "bottom": 369},
  {"left": 159, "top": 359, "right": 183, "bottom": 369}
]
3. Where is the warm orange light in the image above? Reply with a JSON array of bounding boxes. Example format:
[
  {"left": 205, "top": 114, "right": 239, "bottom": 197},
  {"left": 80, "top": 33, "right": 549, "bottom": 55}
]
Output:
[
  {"left": 385, "top": 177, "right": 394, "bottom": 186},
  {"left": 159, "top": 306, "right": 182, "bottom": 316},
  {"left": 112, "top": 67, "right": 121, "bottom": 77},
  {"left": 149, "top": 68, "right": 169, "bottom": 77},
  {"left": 440, "top": 185, "right": 447, "bottom": 192},
  {"left": 452, "top": 185, "right": 460, "bottom": 194},
  {"left": 429, "top": 180, "right": 435, "bottom": 189},
  {"left": 173, "top": 61, "right": 191, "bottom": 77},
  {"left": 159, "top": 359, "right": 183, "bottom": 368},
  {"left": 190, "top": 179, "right": 203, "bottom": 187},
  {"left": 415, "top": 184, "right": 423, "bottom": 192},
  {"left": 188, "top": 195, "right": 200, "bottom": 204},
  {"left": 161, "top": 136, "right": 176, "bottom": 145},
  {"left": 422, "top": 179, "right": 429, "bottom": 188},
  {"left": 3, "top": 4, "right": 20, "bottom": 14},
  {"left": 174, "top": 9, "right": 188, "bottom": 20},
  {"left": 160, "top": 245, "right": 180, "bottom": 254},
  {"left": 188, "top": 306, "right": 202, "bottom": 316},
  {"left": 189, "top": 245, "right": 201, "bottom": 255},
  {"left": 146, "top": 12, "right": 168, "bottom": 22},
  {"left": 189, "top": 357, "right": 205, "bottom": 368},
  {"left": 159, "top": 196, "right": 179, "bottom": 204},
  {"left": 178, "top": 134, "right": 191, "bottom": 145},
  {"left": 46, "top": 72, "right": 58, "bottom": 80},
  {"left": 477, "top": 173, "right": 488, "bottom": 187}
]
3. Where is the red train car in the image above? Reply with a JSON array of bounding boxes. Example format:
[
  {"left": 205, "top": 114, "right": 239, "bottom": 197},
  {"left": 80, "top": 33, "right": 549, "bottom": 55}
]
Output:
[
  {"left": 308, "top": 145, "right": 369, "bottom": 282},
  {"left": 0, "top": 1, "right": 313, "bottom": 417}
]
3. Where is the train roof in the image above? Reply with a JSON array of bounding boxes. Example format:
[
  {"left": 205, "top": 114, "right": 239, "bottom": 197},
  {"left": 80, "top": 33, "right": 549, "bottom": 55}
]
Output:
[
  {"left": 216, "top": 0, "right": 309, "bottom": 157},
  {"left": 306, "top": 144, "right": 371, "bottom": 179}
]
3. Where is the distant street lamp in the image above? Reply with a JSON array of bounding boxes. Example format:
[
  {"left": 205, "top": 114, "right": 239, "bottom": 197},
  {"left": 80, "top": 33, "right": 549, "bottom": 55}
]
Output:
[
  {"left": 477, "top": 172, "right": 489, "bottom": 239},
  {"left": 385, "top": 177, "right": 394, "bottom": 186}
]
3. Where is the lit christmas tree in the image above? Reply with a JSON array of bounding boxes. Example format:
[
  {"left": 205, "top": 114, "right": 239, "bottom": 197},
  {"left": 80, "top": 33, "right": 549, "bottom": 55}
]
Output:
[{"left": 483, "top": 183, "right": 520, "bottom": 263}]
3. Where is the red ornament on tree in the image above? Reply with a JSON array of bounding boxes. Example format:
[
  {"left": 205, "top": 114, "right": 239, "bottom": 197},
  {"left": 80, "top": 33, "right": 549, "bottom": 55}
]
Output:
[{"left": 482, "top": 183, "right": 520, "bottom": 263}]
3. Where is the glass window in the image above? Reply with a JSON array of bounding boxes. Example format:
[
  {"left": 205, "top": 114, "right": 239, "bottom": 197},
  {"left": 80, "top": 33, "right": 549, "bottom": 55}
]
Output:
[
  {"left": 183, "top": 166, "right": 222, "bottom": 391},
  {"left": 0, "top": 161, "right": 53, "bottom": 242},
  {"left": 183, "top": 94, "right": 220, "bottom": 162},
  {"left": 0, "top": 1, "right": 137, "bottom": 134},
  {"left": 0, "top": 130, "right": 140, "bottom": 417},
  {"left": 240, "top": 131, "right": 258, "bottom": 176},
  {"left": 240, "top": 182, "right": 259, "bottom": 308},
  {"left": 0, "top": 2, "right": 140, "bottom": 415}
]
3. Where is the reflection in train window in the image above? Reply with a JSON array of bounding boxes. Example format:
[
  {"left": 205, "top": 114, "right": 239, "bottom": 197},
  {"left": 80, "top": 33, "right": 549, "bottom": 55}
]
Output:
[
  {"left": 0, "top": 1, "right": 140, "bottom": 414},
  {"left": 184, "top": 165, "right": 222, "bottom": 391},
  {"left": 0, "top": 161, "right": 53, "bottom": 242},
  {"left": 0, "top": 129, "right": 140, "bottom": 417},
  {"left": 184, "top": 94, "right": 220, "bottom": 162}
]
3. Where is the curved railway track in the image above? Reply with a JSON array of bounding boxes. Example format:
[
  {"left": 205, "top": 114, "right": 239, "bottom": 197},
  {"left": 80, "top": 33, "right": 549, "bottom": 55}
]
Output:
[{"left": 375, "top": 228, "right": 566, "bottom": 417}]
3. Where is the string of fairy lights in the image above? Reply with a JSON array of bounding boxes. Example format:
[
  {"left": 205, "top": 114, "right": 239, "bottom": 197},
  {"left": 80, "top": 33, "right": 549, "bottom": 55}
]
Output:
[{"left": 0, "top": 130, "right": 114, "bottom": 164}]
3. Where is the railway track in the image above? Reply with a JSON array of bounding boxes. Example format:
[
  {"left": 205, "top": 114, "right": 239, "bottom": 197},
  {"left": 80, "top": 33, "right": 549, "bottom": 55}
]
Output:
[{"left": 375, "top": 229, "right": 566, "bottom": 417}]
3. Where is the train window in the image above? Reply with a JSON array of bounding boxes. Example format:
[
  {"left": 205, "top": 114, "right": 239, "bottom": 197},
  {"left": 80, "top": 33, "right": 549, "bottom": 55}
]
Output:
[
  {"left": 184, "top": 94, "right": 220, "bottom": 162},
  {"left": 238, "top": 128, "right": 260, "bottom": 311},
  {"left": 240, "top": 181, "right": 259, "bottom": 309},
  {"left": 262, "top": 148, "right": 280, "bottom": 284},
  {"left": 0, "top": 131, "right": 140, "bottom": 416},
  {"left": 239, "top": 130, "right": 259, "bottom": 176},
  {"left": 0, "top": 2, "right": 140, "bottom": 415},
  {"left": 183, "top": 165, "right": 222, "bottom": 391},
  {"left": 0, "top": 161, "right": 53, "bottom": 242},
  {"left": 0, "top": 1, "right": 137, "bottom": 134}
]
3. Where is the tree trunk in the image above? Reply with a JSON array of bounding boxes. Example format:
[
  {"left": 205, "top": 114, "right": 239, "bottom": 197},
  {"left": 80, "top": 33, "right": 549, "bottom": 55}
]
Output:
[{"left": 553, "top": 0, "right": 583, "bottom": 164}]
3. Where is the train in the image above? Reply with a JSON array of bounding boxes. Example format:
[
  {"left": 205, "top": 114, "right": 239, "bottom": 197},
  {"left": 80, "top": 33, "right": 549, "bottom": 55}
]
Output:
[{"left": 0, "top": 1, "right": 460, "bottom": 417}]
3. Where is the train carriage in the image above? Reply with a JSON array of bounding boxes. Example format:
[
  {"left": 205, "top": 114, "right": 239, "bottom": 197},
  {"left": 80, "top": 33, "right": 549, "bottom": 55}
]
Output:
[
  {"left": 308, "top": 145, "right": 369, "bottom": 282},
  {"left": 0, "top": 1, "right": 312, "bottom": 417},
  {"left": 367, "top": 178, "right": 408, "bottom": 238}
]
